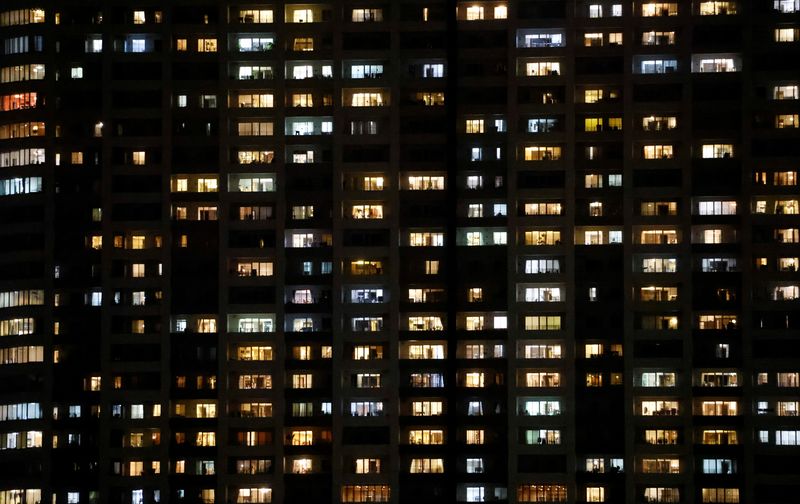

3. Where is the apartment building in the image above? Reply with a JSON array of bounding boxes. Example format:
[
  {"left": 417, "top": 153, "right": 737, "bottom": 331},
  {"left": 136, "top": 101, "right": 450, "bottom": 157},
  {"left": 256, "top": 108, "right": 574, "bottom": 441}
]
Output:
[{"left": 1, "top": 0, "right": 799, "bottom": 503}]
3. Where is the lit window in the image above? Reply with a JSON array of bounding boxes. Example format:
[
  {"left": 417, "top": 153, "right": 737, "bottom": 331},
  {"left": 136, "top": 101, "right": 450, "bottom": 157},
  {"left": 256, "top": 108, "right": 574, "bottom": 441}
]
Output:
[
  {"left": 239, "top": 9, "right": 274, "bottom": 23},
  {"left": 465, "top": 119, "right": 484, "bottom": 134},
  {"left": 776, "top": 114, "right": 799, "bottom": 128},
  {"left": 642, "top": 3, "right": 678, "bottom": 16},
  {"left": 701, "top": 144, "right": 734, "bottom": 159},
  {"left": 586, "top": 487, "right": 605, "bottom": 502},
  {"left": 525, "top": 61, "right": 561, "bottom": 76},
  {"left": 642, "top": 30, "right": 676, "bottom": 46},
  {"left": 694, "top": 57, "right": 739, "bottom": 73},
  {"left": 465, "top": 5, "right": 484, "bottom": 20},
  {"left": 701, "top": 488, "right": 739, "bottom": 503},
  {"left": 410, "top": 458, "right": 444, "bottom": 473},
  {"left": 774, "top": 85, "right": 799, "bottom": 99},
  {"left": 465, "top": 429, "right": 485, "bottom": 444},
  {"left": 197, "top": 38, "right": 217, "bottom": 52},
  {"left": 699, "top": 1, "right": 738, "bottom": 15},
  {"left": 638, "top": 58, "right": 678, "bottom": 74},
  {"left": 352, "top": 8, "right": 383, "bottom": 22},
  {"left": 776, "top": 28, "right": 798, "bottom": 42},
  {"left": 643, "top": 144, "right": 674, "bottom": 159},
  {"left": 291, "top": 8, "right": 314, "bottom": 23}
]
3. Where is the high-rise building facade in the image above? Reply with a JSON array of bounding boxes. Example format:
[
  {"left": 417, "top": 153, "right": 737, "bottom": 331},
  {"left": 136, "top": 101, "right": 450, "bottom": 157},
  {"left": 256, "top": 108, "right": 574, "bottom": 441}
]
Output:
[{"left": 1, "top": 1, "right": 800, "bottom": 503}]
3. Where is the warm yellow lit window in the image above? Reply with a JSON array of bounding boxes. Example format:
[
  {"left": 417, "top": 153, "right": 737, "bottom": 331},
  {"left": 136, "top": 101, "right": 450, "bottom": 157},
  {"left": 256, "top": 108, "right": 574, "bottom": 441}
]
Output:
[
  {"left": 408, "top": 429, "right": 444, "bottom": 445},
  {"left": 642, "top": 2, "right": 678, "bottom": 16},
  {"left": 644, "top": 144, "right": 674, "bottom": 159},
  {"left": 468, "top": 287, "right": 483, "bottom": 302},
  {"left": 586, "top": 373, "right": 603, "bottom": 387},
  {"left": 699, "top": 1, "right": 737, "bottom": 15},
  {"left": 197, "top": 38, "right": 217, "bottom": 52},
  {"left": 465, "top": 5, "right": 484, "bottom": 20},
  {"left": 293, "top": 37, "right": 314, "bottom": 51},
  {"left": 465, "top": 119, "right": 484, "bottom": 133},
  {"left": 585, "top": 89, "right": 603, "bottom": 103},
  {"left": 776, "top": 114, "right": 799, "bottom": 128},
  {"left": 465, "top": 429, "right": 485, "bottom": 444},
  {"left": 176, "top": 39, "right": 187, "bottom": 51},
  {"left": 132, "top": 151, "right": 146, "bottom": 165}
]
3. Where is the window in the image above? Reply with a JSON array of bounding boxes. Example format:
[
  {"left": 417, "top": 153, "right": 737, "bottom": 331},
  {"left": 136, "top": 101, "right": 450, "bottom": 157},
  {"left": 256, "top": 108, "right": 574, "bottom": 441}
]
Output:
[
  {"left": 409, "top": 232, "right": 444, "bottom": 247},
  {"left": 422, "top": 63, "right": 444, "bottom": 78},
  {"left": 699, "top": 1, "right": 738, "bottom": 15},
  {"left": 407, "top": 175, "right": 444, "bottom": 190},
  {"left": 584, "top": 89, "right": 604, "bottom": 103},
  {"left": 523, "top": 316, "right": 562, "bottom": 331},
  {"left": 643, "top": 144, "right": 674, "bottom": 159},
  {"left": 355, "top": 458, "right": 381, "bottom": 474},
  {"left": 291, "top": 8, "right": 314, "bottom": 23},
  {"left": 466, "top": 119, "right": 484, "bottom": 133},
  {"left": 350, "top": 92, "right": 385, "bottom": 107},
  {"left": 638, "top": 59, "right": 678, "bottom": 74},
  {"left": 521, "top": 32, "right": 564, "bottom": 48},
  {"left": 352, "top": 8, "right": 383, "bottom": 22},
  {"left": 197, "top": 38, "right": 217, "bottom": 52},
  {"left": 694, "top": 57, "right": 739, "bottom": 73},
  {"left": 341, "top": 485, "right": 390, "bottom": 503},
  {"left": 642, "top": 3, "right": 678, "bottom": 16},
  {"left": 523, "top": 230, "right": 561, "bottom": 245},
  {"left": 525, "top": 61, "right": 561, "bottom": 76},
  {"left": 776, "top": 114, "right": 799, "bottom": 128},
  {"left": 408, "top": 429, "right": 444, "bottom": 445},
  {"left": 525, "top": 202, "right": 563, "bottom": 216},
  {"left": 521, "top": 399, "right": 561, "bottom": 416},
  {"left": 774, "top": 85, "right": 799, "bottom": 99},
  {"left": 410, "top": 458, "right": 444, "bottom": 473},
  {"left": 407, "top": 344, "right": 445, "bottom": 359},
  {"left": 585, "top": 32, "right": 603, "bottom": 47},
  {"left": 524, "top": 146, "right": 561, "bottom": 161},
  {"left": 776, "top": 28, "right": 799, "bottom": 42},
  {"left": 239, "top": 9, "right": 274, "bottom": 23},
  {"left": 292, "top": 37, "right": 314, "bottom": 51},
  {"left": 237, "top": 121, "right": 273, "bottom": 136},
  {"left": 640, "top": 400, "right": 679, "bottom": 416},
  {"left": 351, "top": 204, "right": 383, "bottom": 219},
  {"left": 237, "top": 36, "right": 274, "bottom": 52},
  {"left": 527, "top": 117, "right": 558, "bottom": 133},
  {"left": 237, "top": 65, "right": 273, "bottom": 80},
  {"left": 639, "top": 372, "right": 677, "bottom": 387},
  {"left": 517, "top": 485, "right": 567, "bottom": 502},
  {"left": 701, "top": 488, "right": 739, "bottom": 503},
  {"left": 642, "top": 115, "right": 677, "bottom": 131},
  {"left": 412, "top": 400, "right": 443, "bottom": 416},
  {"left": 589, "top": 4, "right": 604, "bottom": 17},
  {"left": 414, "top": 91, "right": 445, "bottom": 105},
  {"left": 586, "top": 487, "right": 605, "bottom": 502},
  {"left": 465, "top": 5, "right": 484, "bottom": 20},
  {"left": 775, "top": 0, "right": 800, "bottom": 12},
  {"left": 236, "top": 93, "right": 274, "bottom": 108},
  {"left": 698, "top": 201, "right": 737, "bottom": 215},
  {"left": 702, "top": 144, "right": 734, "bottom": 158}
]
